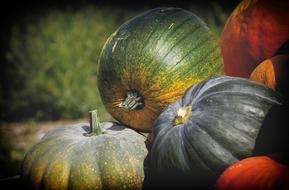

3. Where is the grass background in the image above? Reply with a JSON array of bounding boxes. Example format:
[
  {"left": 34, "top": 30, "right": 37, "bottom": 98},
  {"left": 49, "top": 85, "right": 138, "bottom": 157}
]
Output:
[{"left": 0, "top": 0, "right": 240, "bottom": 178}]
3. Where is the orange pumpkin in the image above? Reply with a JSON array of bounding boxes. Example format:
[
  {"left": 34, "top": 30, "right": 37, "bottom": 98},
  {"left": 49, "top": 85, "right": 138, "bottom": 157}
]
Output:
[
  {"left": 215, "top": 156, "right": 289, "bottom": 190},
  {"left": 249, "top": 54, "right": 289, "bottom": 91},
  {"left": 221, "top": 0, "right": 289, "bottom": 77}
]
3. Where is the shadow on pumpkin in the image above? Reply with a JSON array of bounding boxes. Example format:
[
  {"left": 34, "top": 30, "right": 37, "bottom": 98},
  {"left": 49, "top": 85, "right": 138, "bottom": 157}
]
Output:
[
  {"left": 254, "top": 104, "right": 289, "bottom": 164},
  {"left": 274, "top": 39, "right": 289, "bottom": 102},
  {"left": 252, "top": 40, "right": 289, "bottom": 160}
]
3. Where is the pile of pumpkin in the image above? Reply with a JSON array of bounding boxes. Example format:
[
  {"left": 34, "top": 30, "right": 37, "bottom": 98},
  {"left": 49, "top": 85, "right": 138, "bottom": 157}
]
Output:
[{"left": 21, "top": 0, "right": 289, "bottom": 189}]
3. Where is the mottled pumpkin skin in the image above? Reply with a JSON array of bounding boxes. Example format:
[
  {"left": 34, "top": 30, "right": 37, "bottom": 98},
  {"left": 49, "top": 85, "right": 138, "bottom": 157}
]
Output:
[
  {"left": 221, "top": 0, "right": 289, "bottom": 77},
  {"left": 144, "top": 76, "right": 282, "bottom": 188},
  {"left": 216, "top": 156, "right": 289, "bottom": 190},
  {"left": 21, "top": 122, "right": 147, "bottom": 190},
  {"left": 98, "top": 7, "right": 223, "bottom": 132}
]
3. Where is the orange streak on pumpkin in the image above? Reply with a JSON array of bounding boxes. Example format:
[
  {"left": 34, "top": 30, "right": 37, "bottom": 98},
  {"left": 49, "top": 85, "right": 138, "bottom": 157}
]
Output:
[
  {"left": 105, "top": 64, "right": 201, "bottom": 132},
  {"left": 250, "top": 58, "right": 276, "bottom": 89},
  {"left": 250, "top": 54, "right": 289, "bottom": 90}
]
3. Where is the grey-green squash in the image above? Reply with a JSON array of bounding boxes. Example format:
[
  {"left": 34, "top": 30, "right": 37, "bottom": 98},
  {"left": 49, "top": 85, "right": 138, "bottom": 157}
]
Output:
[
  {"left": 143, "top": 76, "right": 283, "bottom": 189},
  {"left": 21, "top": 110, "right": 147, "bottom": 190}
]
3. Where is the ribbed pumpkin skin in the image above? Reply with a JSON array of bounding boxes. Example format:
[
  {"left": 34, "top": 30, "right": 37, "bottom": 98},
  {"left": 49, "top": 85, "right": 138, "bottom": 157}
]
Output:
[
  {"left": 21, "top": 122, "right": 147, "bottom": 190},
  {"left": 97, "top": 7, "right": 223, "bottom": 132},
  {"left": 144, "top": 76, "right": 282, "bottom": 188}
]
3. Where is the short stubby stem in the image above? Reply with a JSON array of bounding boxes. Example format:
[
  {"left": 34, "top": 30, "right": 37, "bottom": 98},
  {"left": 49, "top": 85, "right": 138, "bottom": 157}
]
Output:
[
  {"left": 119, "top": 90, "right": 144, "bottom": 111},
  {"left": 174, "top": 105, "right": 193, "bottom": 126},
  {"left": 84, "top": 110, "right": 105, "bottom": 136}
]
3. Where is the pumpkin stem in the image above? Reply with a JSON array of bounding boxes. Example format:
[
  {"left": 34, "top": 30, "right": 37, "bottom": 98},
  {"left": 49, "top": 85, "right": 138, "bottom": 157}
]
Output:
[
  {"left": 85, "top": 110, "right": 105, "bottom": 136},
  {"left": 119, "top": 90, "right": 144, "bottom": 111},
  {"left": 174, "top": 105, "right": 192, "bottom": 126}
]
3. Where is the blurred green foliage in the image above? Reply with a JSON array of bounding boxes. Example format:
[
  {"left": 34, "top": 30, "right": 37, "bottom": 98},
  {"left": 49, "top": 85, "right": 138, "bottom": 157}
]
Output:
[
  {"left": 1, "top": 3, "right": 229, "bottom": 121},
  {"left": 189, "top": 2, "right": 229, "bottom": 38},
  {"left": 2, "top": 6, "right": 137, "bottom": 121}
]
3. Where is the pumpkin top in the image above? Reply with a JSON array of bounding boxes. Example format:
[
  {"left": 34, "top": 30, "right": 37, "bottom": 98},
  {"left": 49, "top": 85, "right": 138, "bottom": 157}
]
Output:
[
  {"left": 145, "top": 76, "right": 282, "bottom": 188},
  {"left": 21, "top": 111, "right": 147, "bottom": 189},
  {"left": 41, "top": 118, "right": 145, "bottom": 145}
]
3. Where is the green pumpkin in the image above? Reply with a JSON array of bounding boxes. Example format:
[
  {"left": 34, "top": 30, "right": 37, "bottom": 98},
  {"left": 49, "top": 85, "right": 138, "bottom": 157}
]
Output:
[
  {"left": 97, "top": 7, "right": 223, "bottom": 132},
  {"left": 21, "top": 111, "right": 147, "bottom": 190},
  {"left": 143, "top": 76, "right": 283, "bottom": 189}
]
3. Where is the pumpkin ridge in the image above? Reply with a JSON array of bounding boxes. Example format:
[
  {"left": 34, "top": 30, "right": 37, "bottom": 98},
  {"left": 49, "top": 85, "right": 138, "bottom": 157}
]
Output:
[
  {"left": 201, "top": 76, "right": 247, "bottom": 90},
  {"left": 159, "top": 24, "right": 202, "bottom": 65},
  {"left": 196, "top": 39, "right": 220, "bottom": 61},
  {"left": 176, "top": 46, "right": 222, "bottom": 80},
  {"left": 181, "top": 78, "right": 210, "bottom": 105},
  {"left": 24, "top": 138, "right": 77, "bottom": 188},
  {"left": 195, "top": 93, "right": 272, "bottom": 122},
  {"left": 151, "top": 123, "right": 178, "bottom": 160},
  {"left": 199, "top": 55, "right": 223, "bottom": 78},
  {"left": 68, "top": 138, "right": 105, "bottom": 189},
  {"left": 139, "top": 15, "right": 208, "bottom": 85},
  {"left": 173, "top": 50, "right": 222, "bottom": 91},
  {"left": 182, "top": 120, "right": 224, "bottom": 174},
  {"left": 177, "top": 126, "right": 193, "bottom": 173},
  {"left": 181, "top": 79, "right": 212, "bottom": 105},
  {"left": 197, "top": 45, "right": 223, "bottom": 70},
  {"left": 189, "top": 119, "right": 238, "bottom": 169},
  {"left": 140, "top": 16, "right": 194, "bottom": 80},
  {"left": 40, "top": 141, "right": 81, "bottom": 189},
  {"left": 173, "top": 35, "right": 212, "bottom": 68},
  {"left": 144, "top": 35, "right": 213, "bottom": 96},
  {"left": 198, "top": 105, "right": 260, "bottom": 137},
  {"left": 196, "top": 80, "right": 237, "bottom": 96},
  {"left": 98, "top": 138, "right": 140, "bottom": 189},
  {"left": 192, "top": 111, "right": 255, "bottom": 159},
  {"left": 196, "top": 90, "right": 281, "bottom": 108},
  {"left": 135, "top": 9, "right": 186, "bottom": 57},
  {"left": 120, "top": 11, "right": 191, "bottom": 94},
  {"left": 196, "top": 78, "right": 279, "bottom": 101},
  {"left": 153, "top": 128, "right": 188, "bottom": 169},
  {"left": 135, "top": 9, "right": 184, "bottom": 61}
]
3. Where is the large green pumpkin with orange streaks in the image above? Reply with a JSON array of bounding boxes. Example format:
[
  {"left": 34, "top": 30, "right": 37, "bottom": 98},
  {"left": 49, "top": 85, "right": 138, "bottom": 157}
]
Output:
[{"left": 97, "top": 7, "right": 223, "bottom": 132}]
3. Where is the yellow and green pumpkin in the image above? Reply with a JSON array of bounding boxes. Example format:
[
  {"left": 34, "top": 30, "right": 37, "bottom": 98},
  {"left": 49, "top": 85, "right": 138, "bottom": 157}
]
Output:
[
  {"left": 97, "top": 7, "right": 223, "bottom": 132},
  {"left": 21, "top": 110, "right": 147, "bottom": 190}
]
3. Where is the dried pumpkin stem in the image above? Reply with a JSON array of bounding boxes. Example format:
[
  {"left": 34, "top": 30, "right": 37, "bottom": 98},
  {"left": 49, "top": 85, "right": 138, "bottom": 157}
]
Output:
[
  {"left": 120, "top": 90, "right": 144, "bottom": 111},
  {"left": 174, "top": 105, "right": 193, "bottom": 126},
  {"left": 85, "top": 110, "right": 104, "bottom": 136}
]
